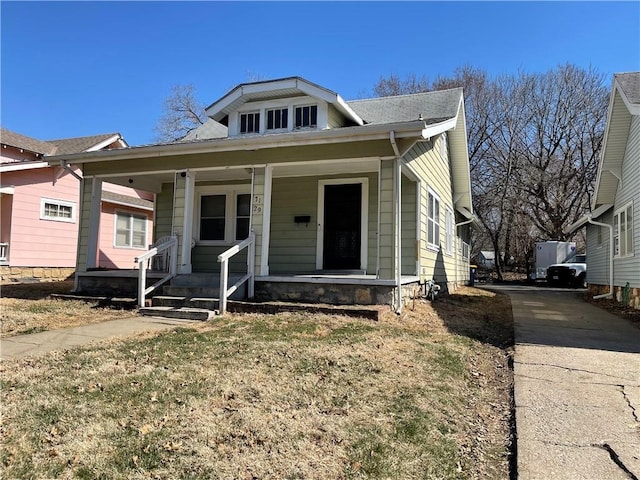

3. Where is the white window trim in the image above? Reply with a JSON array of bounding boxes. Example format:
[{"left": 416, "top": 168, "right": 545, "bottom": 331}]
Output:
[
  {"left": 265, "top": 107, "right": 289, "bottom": 132},
  {"left": 40, "top": 197, "right": 76, "bottom": 223},
  {"left": 194, "top": 185, "right": 251, "bottom": 246},
  {"left": 239, "top": 111, "right": 261, "bottom": 135},
  {"left": 293, "top": 103, "right": 319, "bottom": 130},
  {"left": 427, "top": 188, "right": 441, "bottom": 251},
  {"left": 613, "top": 201, "right": 634, "bottom": 259},
  {"left": 316, "top": 177, "right": 369, "bottom": 271},
  {"left": 228, "top": 96, "right": 328, "bottom": 136},
  {"left": 113, "top": 210, "right": 148, "bottom": 250},
  {"left": 444, "top": 206, "right": 454, "bottom": 256}
]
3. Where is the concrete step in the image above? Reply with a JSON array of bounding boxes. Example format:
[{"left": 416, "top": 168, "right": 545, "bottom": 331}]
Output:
[
  {"left": 162, "top": 284, "right": 246, "bottom": 300},
  {"left": 152, "top": 295, "right": 219, "bottom": 311},
  {"left": 139, "top": 306, "right": 215, "bottom": 321}
]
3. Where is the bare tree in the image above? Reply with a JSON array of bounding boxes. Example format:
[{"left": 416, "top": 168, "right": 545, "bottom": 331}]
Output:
[
  {"left": 373, "top": 64, "right": 608, "bottom": 279},
  {"left": 154, "top": 84, "right": 207, "bottom": 143}
]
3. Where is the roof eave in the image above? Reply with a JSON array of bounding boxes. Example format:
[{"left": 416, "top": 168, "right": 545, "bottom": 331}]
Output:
[{"left": 48, "top": 120, "right": 431, "bottom": 166}]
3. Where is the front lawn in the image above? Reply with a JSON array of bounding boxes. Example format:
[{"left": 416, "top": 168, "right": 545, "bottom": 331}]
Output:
[{"left": 0, "top": 287, "right": 514, "bottom": 479}]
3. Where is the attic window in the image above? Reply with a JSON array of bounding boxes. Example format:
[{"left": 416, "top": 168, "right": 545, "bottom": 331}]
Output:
[
  {"left": 240, "top": 112, "right": 260, "bottom": 134},
  {"left": 266, "top": 108, "right": 288, "bottom": 131},
  {"left": 294, "top": 105, "right": 317, "bottom": 129}
]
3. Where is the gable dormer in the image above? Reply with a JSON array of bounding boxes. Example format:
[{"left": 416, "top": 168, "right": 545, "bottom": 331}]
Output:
[{"left": 204, "top": 77, "right": 363, "bottom": 137}]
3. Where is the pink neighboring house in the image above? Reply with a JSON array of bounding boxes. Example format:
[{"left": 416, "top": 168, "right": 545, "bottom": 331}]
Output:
[{"left": 0, "top": 128, "right": 154, "bottom": 279}]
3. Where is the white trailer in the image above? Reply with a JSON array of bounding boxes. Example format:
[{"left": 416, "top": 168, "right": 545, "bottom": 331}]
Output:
[{"left": 534, "top": 241, "right": 576, "bottom": 280}]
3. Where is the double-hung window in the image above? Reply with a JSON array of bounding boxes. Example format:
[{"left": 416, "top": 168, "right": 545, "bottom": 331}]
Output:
[
  {"left": 197, "top": 188, "right": 251, "bottom": 243},
  {"left": 115, "top": 212, "right": 147, "bottom": 248},
  {"left": 427, "top": 190, "right": 440, "bottom": 249},
  {"left": 294, "top": 105, "right": 317, "bottom": 129},
  {"left": 240, "top": 112, "right": 260, "bottom": 134},
  {"left": 445, "top": 207, "right": 453, "bottom": 255},
  {"left": 613, "top": 203, "right": 634, "bottom": 257},
  {"left": 40, "top": 198, "right": 75, "bottom": 223},
  {"left": 266, "top": 107, "right": 288, "bottom": 131}
]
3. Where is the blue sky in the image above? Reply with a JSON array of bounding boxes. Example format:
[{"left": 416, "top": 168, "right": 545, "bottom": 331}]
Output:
[{"left": 2, "top": 1, "right": 639, "bottom": 147}]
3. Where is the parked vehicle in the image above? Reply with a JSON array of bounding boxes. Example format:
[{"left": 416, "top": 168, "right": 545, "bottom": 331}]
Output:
[
  {"left": 533, "top": 241, "right": 576, "bottom": 281},
  {"left": 547, "top": 254, "right": 587, "bottom": 288}
]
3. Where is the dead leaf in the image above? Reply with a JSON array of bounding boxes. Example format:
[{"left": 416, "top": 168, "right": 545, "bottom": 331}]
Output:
[{"left": 139, "top": 424, "right": 152, "bottom": 435}]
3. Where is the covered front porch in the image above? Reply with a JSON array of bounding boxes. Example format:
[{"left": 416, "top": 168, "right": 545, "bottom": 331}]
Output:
[{"left": 74, "top": 148, "right": 423, "bottom": 311}]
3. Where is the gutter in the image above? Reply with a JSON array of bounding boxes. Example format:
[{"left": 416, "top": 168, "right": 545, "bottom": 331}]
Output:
[
  {"left": 46, "top": 118, "right": 456, "bottom": 166},
  {"left": 586, "top": 216, "right": 614, "bottom": 300}
]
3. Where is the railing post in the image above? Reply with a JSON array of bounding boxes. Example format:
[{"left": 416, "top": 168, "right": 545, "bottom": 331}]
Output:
[
  {"left": 170, "top": 240, "right": 178, "bottom": 276},
  {"left": 219, "top": 258, "right": 229, "bottom": 315},
  {"left": 138, "top": 261, "right": 147, "bottom": 307},
  {"left": 248, "top": 234, "right": 255, "bottom": 299}
]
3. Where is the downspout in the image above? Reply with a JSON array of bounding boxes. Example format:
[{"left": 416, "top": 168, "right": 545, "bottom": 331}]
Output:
[
  {"left": 587, "top": 216, "right": 614, "bottom": 299},
  {"left": 390, "top": 131, "right": 403, "bottom": 314},
  {"left": 455, "top": 218, "right": 474, "bottom": 287},
  {"left": 60, "top": 160, "right": 82, "bottom": 181}
]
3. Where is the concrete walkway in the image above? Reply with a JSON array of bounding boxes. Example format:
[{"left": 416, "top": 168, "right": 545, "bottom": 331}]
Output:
[
  {"left": 488, "top": 285, "right": 640, "bottom": 480},
  {"left": 0, "top": 316, "right": 194, "bottom": 360}
]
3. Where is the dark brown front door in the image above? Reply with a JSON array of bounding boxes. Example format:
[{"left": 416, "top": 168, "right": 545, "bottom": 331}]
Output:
[{"left": 323, "top": 183, "right": 361, "bottom": 270}]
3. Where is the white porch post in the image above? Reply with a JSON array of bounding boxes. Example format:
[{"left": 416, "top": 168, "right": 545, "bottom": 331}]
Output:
[
  {"left": 86, "top": 177, "right": 102, "bottom": 269},
  {"left": 259, "top": 165, "right": 273, "bottom": 276},
  {"left": 180, "top": 170, "right": 195, "bottom": 274}
]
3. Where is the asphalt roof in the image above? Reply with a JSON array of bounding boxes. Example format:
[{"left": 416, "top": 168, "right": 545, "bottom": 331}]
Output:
[
  {"left": 0, "top": 128, "right": 56, "bottom": 155},
  {"left": 616, "top": 72, "right": 640, "bottom": 106},
  {"left": 348, "top": 88, "right": 462, "bottom": 125},
  {"left": 181, "top": 119, "right": 229, "bottom": 142},
  {"left": 1, "top": 128, "right": 121, "bottom": 156}
]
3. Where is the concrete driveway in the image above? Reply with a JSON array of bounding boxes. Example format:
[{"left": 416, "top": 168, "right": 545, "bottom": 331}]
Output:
[{"left": 486, "top": 284, "right": 640, "bottom": 480}]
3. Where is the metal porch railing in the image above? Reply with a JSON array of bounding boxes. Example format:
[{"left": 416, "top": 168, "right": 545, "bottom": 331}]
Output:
[
  {"left": 218, "top": 233, "right": 255, "bottom": 315},
  {"left": 135, "top": 235, "right": 178, "bottom": 307}
]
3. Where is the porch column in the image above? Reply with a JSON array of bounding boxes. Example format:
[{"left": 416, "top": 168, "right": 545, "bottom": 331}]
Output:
[
  {"left": 378, "top": 159, "right": 398, "bottom": 280},
  {"left": 252, "top": 165, "right": 273, "bottom": 276},
  {"left": 85, "top": 177, "right": 102, "bottom": 269},
  {"left": 173, "top": 170, "right": 195, "bottom": 274}
]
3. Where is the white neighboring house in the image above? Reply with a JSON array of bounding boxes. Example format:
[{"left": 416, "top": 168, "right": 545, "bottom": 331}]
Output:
[{"left": 568, "top": 72, "right": 640, "bottom": 309}]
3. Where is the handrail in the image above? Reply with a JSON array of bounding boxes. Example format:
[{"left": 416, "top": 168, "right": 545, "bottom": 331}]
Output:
[
  {"left": 135, "top": 236, "right": 178, "bottom": 307},
  {"left": 218, "top": 233, "right": 255, "bottom": 315}
]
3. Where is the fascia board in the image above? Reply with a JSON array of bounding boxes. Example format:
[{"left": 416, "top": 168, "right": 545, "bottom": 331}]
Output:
[
  {"left": 593, "top": 81, "right": 625, "bottom": 208},
  {"left": 205, "top": 88, "right": 244, "bottom": 119},
  {"left": 49, "top": 121, "right": 429, "bottom": 165},
  {"left": 566, "top": 204, "right": 613, "bottom": 234},
  {"left": 86, "top": 134, "right": 123, "bottom": 152},
  {"left": 0, "top": 186, "right": 15, "bottom": 194},
  {"left": 0, "top": 161, "right": 50, "bottom": 172},
  {"left": 616, "top": 77, "right": 640, "bottom": 115}
]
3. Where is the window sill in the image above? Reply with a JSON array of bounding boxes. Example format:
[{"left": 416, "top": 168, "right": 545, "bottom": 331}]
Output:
[
  {"left": 614, "top": 253, "right": 635, "bottom": 260},
  {"left": 427, "top": 244, "right": 440, "bottom": 253}
]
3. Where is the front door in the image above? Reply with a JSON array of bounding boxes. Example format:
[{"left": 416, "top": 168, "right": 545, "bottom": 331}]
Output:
[{"left": 322, "top": 183, "right": 362, "bottom": 270}]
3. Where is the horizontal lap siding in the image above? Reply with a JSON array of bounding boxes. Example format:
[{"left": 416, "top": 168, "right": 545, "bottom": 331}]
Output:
[
  {"left": 614, "top": 115, "right": 640, "bottom": 287},
  {"left": 404, "top": 135, "right": 460, "bottom": 285},
  {"left": 4, "top": 167, "right": 79, "bottom": 267},
  {"left": 154, "top": 183, "right": 174, "bottom": 240},
  {"left": 586, "top": 212, "right": 612, "bottom": 285},
  {"left": 378, "top": 161, "right": 394, "bottom": 278},
  {"left": 402, "top": 176, "right": 417, "bottom": 275},
  {"left": 192, "top": 246, "right": 247, "bottom": 273},
  {"left": 268, "top": 173, "right": 378, "bottom": 274}
]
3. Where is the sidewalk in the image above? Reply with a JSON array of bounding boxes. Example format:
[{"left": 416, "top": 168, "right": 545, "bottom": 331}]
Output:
[
  {"left": 489, "top": 285, "right": 640, "bottom": 480},
  {"left": 0, "top": 316, "right": 194, "bottom": 360}
]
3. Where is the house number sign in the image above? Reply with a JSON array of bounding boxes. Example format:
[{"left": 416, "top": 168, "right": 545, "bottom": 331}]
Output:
[{"left": 252, "top": 195, "right": 263, "bottom": 214}]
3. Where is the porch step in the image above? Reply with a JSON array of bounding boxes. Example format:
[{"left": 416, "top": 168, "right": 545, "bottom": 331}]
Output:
[
  {"left": 152, "top": 295, "right": 219, "bottom": 311},
  {"left": 139, "top": 306, "right": 215, "bottom": 321},
  {"left": 162, "top": 284, "right": 246, "bottom": 300}
]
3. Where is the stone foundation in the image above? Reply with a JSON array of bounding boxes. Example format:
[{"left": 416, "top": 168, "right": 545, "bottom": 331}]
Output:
[
  {"left": 0, "top": 266, "right": 75, "bottom": 283},
  {"left": 588, "top": 283, "right": 640, "bottom": 310},
  {"left": 255, "top": 280, "right": 421, "bottom": 307}
]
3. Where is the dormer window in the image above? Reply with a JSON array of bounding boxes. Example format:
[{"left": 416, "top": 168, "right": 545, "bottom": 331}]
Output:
[
  {"left": 240, "top": 112, "right": 260, "bottom": 134},
  {"left": 266, "top": 107, "right": 289, "bottom": 131},
  {"left": 294, "top": 105, "right": 317, "bottom": 129}
]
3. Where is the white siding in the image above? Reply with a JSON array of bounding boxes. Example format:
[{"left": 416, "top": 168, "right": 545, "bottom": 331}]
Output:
[{"left": 613, "top": 115, "right": 640, "bottom": 287}]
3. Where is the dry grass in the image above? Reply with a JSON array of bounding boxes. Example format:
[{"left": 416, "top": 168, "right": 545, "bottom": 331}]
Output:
[
  {"left": 0, "top": 287, "right": 514, "bottom": 479},
  {"left": 1, "top": 281, "right": 133, "bottom": 337}
]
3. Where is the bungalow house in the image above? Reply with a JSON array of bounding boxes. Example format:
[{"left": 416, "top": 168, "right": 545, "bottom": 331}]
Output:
[
  {"left": 47, "top": 77, "right": 476, "bottom": 314},
  {"left": 567, "top": 72, "right": 640, "bottom": 309},
  {"left": 0, "top": 128, "right": 154, "bottom": 282}
]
